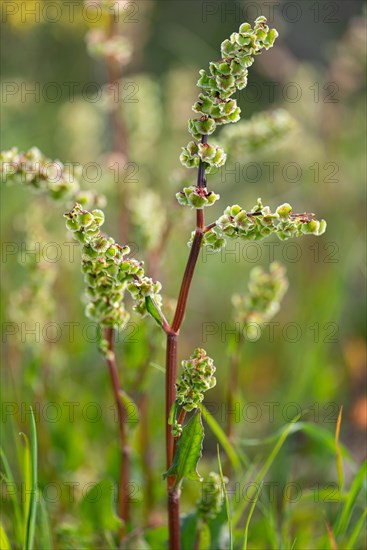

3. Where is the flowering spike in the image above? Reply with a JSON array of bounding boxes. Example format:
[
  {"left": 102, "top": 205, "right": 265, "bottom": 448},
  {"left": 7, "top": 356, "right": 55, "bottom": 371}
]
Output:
[
  {"left": 64, "top": 203, "right": 162, "bottom": 338},
  {"left": 232, "top": 263, "right": 289, "bottom": 338},
  {"left": 205, "top": 198, "right": 327, "bottom": 244},
  {"left": 179, "top": 17, "right": 278, "bottom": 179},
  {"left": 1, "top": 147, "right": 105, "bottom": 208}
]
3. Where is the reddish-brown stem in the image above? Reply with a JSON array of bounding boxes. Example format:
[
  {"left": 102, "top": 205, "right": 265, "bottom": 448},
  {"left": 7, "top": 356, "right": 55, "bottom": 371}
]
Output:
[
  {"left": 166, "top": 331, "right": 180, "bottom": 549},
  {"left": 204, "top": 221, "right": 217, "bottom": 232},
  {"left": 106, "top": 15, "right": 130, "bottom": 244},
  {"left": 177, "top": 408, "right": 187, "bottom": 429},
  {"left": 166, "top": 138, "right": 208, "bottom": 549},
  {"left": 172, "top": 209, "right": 205, "bottom": 333},
  {"left": 105, "top": 327, "right": 130, "bottom": 536}
]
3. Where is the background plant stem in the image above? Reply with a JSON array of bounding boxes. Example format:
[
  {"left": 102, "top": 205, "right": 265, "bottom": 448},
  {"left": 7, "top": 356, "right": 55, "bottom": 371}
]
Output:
[{"left": 105, "top": 327, "right": 130, "bottom": 537}]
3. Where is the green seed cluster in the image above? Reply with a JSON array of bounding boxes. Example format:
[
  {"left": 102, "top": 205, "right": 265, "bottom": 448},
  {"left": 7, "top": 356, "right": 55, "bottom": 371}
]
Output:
[
  {"left": 194, "top": 199, "right": 326, "bottom": 253},
  {"left": 1, "top": 147, "right": 105, "bottom": 208},
  {"left": 176, "top": 186, "right": 220, "bottom": 208},
  {"left": 176, "top": 349, "right": 216, "bottom": 413},
  {"left": 205, "top": 198, "right": 326, "bottom": 248},
  {"left": 197, "top": 472, "right": 226, "bottom": 521},
  {"left": 220, "top": 109, "right": 296, "bottom": 159},
  {"left": 180, "top": 141, "right": 226, "bottom": 172},
  {"left": 9, "top": 205, "right": 56, "bottom": 345},
  {"left": 179, "top": 17, "right": 278, "bottom": 175},
  {"left": 64, "top": 203, "right": 162, "bottom": 331},
  {"left": 232, "top": 263, "right": 289, "bottom": 332}
]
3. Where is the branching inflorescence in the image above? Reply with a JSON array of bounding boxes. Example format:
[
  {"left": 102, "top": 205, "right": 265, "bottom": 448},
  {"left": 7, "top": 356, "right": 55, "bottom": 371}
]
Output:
[
  {"left": 167, "top": 16, "right": 327, "bottom": 549},
  {"left": 0, "top": 147, "right": 104, "bottom": 208},
  {"left": 64, "top": 203, "right": 162, "bottom": 354}
]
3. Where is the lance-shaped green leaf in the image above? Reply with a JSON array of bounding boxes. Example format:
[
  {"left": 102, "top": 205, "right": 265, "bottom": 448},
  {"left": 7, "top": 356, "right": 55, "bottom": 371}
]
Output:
[
  {"left": 145, "top": 296, "right": 164, "bottom": 329},
  {"left": 22, "top": 406, "right": 38, "bottom": 550},
  {"left": 163, "top": 411, "right": 204, "bottom": 487}
]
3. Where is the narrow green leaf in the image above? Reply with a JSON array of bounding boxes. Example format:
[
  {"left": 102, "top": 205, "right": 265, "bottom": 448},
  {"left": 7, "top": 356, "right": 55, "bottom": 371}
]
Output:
[
  {"left": 119, "top": 390, "right": 139, "bottom": 428},
  {"left": 344, "top": 506, "right": 367, "bottom": 549},
  {"left": 197, "top": 520, "right": 211, "bottom": 549},
  {"left": 163, "top": 412, "right": 204, "bottom": 487},
  {"left": 242, "top": 482, "right": 263, "bottom": 550},
  {"left": 145, "top": 296, "right": 163, "bottom": 328},
  {"left": 240, "top": 421, "right": 352, "bottom": 459},
  {"left": 335, "top": 460, "right": 367, "bottom": 535},
  {"left": 149, "top": 362, "right": 166, "bottom": 374},
  {"left": 24, "top": 407, "right": 37, "bottom": 550},
  {"left": 233, "top": 415, "right": 301, "bottom": 528},
  {"left": 217, "top": 447, "right": 233, "bottom": 550},
  {"left": 0, "top": 524, "right": 12, "bottom": 550},
  {"left": 199, "top": 404, "right": 242, "bottom": 472},
  {"left": 0, "top": 448, "right": 23, "bottom": 543},
  {"left": 38, "top": 494, "right": 53, "bottom": 549}
]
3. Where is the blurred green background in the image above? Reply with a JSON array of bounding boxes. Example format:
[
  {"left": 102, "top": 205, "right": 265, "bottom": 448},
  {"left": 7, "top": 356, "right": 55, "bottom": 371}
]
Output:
[{"left": 1, "top": 0, "right": 366, "bottom": 548}]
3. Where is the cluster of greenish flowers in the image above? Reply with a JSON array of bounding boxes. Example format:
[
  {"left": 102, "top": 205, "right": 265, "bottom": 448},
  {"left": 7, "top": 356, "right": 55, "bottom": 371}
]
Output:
[
  {"left": 171, "top": 349, "right": 216, "bottom": 437},
  {"left": 197, "top": 472, "right": 226, "bottom": 521},
  {"left": 232, "top": 263, "right": 288, "bottom": 338},
  {"left": 176, "top": 349, "right": 216, "bottom": 411},
  {"left": 128, "top": 188, "right": 168, "bottom": 251},
  {"left": 220, "top": 109, "right": 296, "bottom": 160},
  {"left": 179, "top": 17, "right": 278, "bottom": 181},
  {"left": 64, "top": 203, "right": 162, "bottom": 342},
  {"left": 86, "top": 29, "right": 132, "bottom": 66},
  {"left": 217, "top": 200, "right": 327, "bottom": 240},
  {"left": 180, "top": 141, "right": 227, "bottom": 173},
  {"left": 196, "top": 198, "right": 327, "bottom": 253},
  {"left": 1, "top": 147, "right": 105, "bottom": 208},
  {"left": 176, "top": 186, "right": 220, "bottom": 208},
  {"left": 8, "top": 205, "right": 57, "bottom": 347}
]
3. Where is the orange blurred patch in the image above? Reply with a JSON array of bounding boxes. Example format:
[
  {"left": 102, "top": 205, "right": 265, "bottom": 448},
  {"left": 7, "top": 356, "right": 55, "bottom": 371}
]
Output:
[
  {"left": 350, "top": 396, "right": 367, "bottom": 429},
  {"left": 343, "top": 338, "right": 367, "bottom": 383}
]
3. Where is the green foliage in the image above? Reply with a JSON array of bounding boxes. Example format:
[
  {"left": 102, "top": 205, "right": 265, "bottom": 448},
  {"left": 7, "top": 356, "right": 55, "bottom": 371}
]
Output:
[
  {"left": 334, "top": 460, "right": 367, "bottom": 536},
  {"left": 164, "top": 412, "right": 204, "bottom": 488},
  {"left": 23, "top": 407, "right": 37, "bottom": 550},
  {"left": 217, "top": 448, "right": 233, "bottom": 550},
  {"left": 79, "top": 479, "right": 122, "bottom": 533},
  {"left": 0, "top": 410, "right": 39, "bottom": 550},
  {"left": 199, "top": 404, "right": 242, "bottom": 472}
]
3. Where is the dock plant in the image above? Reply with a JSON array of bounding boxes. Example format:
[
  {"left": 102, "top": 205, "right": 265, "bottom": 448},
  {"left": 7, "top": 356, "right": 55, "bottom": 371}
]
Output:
[{"left": 1, "top": 15, "right": 332, "bottom": 550}]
